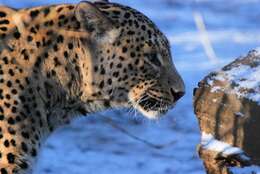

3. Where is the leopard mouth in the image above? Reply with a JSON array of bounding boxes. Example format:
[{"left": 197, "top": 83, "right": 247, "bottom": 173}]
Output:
[{"left": 130, "top": 94, "right": 172, "bottom": 119}]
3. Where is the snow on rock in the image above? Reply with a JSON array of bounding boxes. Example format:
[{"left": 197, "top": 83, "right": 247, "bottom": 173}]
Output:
[
  {"left": 207, "top": 50, "right": 260, "bottom": 104},
  {"left": 234, "top": 112, "right": 245, "bottom": 117},
  {"left": 254, "top": 47, "right": 260, "bottom": 56},
  {"left": 201, "top": 132, "right": 244, "bottom": 156}
]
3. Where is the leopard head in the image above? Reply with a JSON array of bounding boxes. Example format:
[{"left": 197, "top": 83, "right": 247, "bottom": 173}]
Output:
[{"left": 75, "top": 1, "right": 185, "bottom": 119}]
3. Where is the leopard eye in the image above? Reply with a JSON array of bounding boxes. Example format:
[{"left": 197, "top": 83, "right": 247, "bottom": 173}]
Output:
[{"left": 147, "top": 53, "right": 162, "bottom": 67}]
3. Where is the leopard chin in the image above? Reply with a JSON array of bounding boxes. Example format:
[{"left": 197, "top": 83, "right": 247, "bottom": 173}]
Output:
[{"left": 135, "top": 104, "right": 166, "bottom": 119}]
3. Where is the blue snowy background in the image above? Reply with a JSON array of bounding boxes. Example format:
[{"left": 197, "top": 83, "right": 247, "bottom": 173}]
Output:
[{"left": 0, "top": 0, "right": 260, "bottom": 173}]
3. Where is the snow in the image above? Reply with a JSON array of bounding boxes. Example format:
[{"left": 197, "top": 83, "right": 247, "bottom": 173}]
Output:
[
  {"left": 201, "top": 132, "right": 244, "bottom": 155},
  {"left": 234, "top": 112, "right": 245, "bottom": 117},
  {"left": 208, "top": 59, "right": 260, "bottom": 104},
  {"left": 255, "top": 47, "right": 260, "bottom": 56},
  {"left": 0, "top": 0, "right": 260, "bottom": 174}
]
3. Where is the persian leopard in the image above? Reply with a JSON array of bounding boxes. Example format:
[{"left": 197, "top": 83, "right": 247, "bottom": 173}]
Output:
[{"left": 0, "top": 0, "right": 185, "bottom": 173}]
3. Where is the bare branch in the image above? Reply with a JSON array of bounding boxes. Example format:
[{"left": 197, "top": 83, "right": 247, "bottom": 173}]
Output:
[{"left": 98, "top": 113, "right": 177, "bottom": 149}]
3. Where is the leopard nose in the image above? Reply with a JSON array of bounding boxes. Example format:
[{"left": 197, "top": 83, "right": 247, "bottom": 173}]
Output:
[{"left": 170, "top": 88, "right": 185, "bottom": 102}]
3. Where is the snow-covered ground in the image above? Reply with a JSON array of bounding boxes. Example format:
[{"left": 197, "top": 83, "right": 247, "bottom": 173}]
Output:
[{"left": 1, "top": 0, "right": 260, "bottom": 173}]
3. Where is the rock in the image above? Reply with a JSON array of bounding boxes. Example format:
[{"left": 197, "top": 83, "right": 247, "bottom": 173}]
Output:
[{"left": 193, "top": 50, "right": 260, "bottom": 174}]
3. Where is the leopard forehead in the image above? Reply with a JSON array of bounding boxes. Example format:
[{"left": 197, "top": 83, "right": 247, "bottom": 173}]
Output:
[{"left": 95, "top": 2, "right": 171, "bottom": 52}]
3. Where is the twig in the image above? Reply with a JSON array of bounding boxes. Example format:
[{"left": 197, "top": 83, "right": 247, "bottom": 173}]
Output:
[{"left": 98, "top": 114, "right": 177, "bottom": 149}]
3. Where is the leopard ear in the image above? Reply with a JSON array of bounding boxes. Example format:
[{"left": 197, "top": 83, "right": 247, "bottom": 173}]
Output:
[{"left": 75, "top": 1, "right": 119, "bottom": 43}]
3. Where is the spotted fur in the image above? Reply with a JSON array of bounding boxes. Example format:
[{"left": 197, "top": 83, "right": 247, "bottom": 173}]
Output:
[{"left": 0, "top": 1, "right": 184, "bottom": 173}]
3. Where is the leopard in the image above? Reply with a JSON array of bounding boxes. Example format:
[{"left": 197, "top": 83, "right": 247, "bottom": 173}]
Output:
[{"left": 0, "top": 0, "right": 185, "bottom": 173}]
